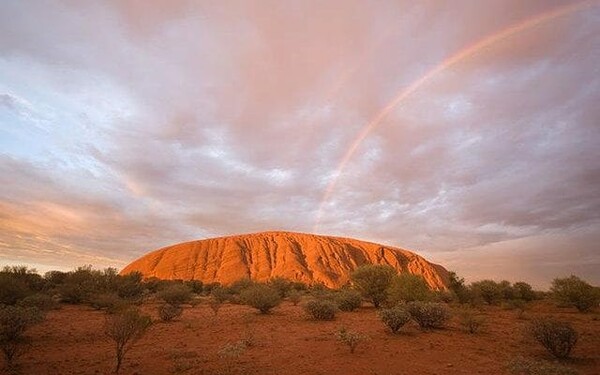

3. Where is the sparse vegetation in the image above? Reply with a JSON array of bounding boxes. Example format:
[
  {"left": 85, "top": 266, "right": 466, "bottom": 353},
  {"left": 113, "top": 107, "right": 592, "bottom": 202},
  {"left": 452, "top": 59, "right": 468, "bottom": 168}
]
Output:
[
  {"left": 90, "top": 293, "right": 128, "bottom": 314},
  {"left": 334, "top": 326, "right": 368, "bottom": 353},
  {"left": 458, "top": 309, "right": 485, "bottom": 334},
  {"left": 350, "top": 265, "right": 396, "bottom": 308},
  {"left": 209, "top": 297, "right": 223, "bottom": 316},
  {"left": 335, "top": 289, "right": 362, "bottom": 311},
  {"left": 378, "top": 305, "right": 411, "bottom": 333},
  {"left": 528, "top": 319, "right": 578, "bottom": 359},
  {"left": 240, "top": 284, "right": 282, "bottom": 314},
  {"left": 550, "top": 275, "right": 600, "bottom": 312},
  {"left": 158, "top": 303, "right": 183, "bottom": 322},
  {"left": 0, "top": 305, "right": 44, "bottom": 371},
  {"left": 303, "top": 299, "right": 337, "bottom": 320},
  {"left": 104, "top": 308, "right": 152, "bottom": 373},
  {"left": 407, "top": 302, "right": 450, "bottom": 330}
]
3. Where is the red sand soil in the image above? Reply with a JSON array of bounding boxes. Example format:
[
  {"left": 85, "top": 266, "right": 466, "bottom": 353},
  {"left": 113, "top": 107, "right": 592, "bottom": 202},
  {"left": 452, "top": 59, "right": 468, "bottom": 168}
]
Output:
[
  {"left": 10, "top": 300, "right": 600, "bottom": 375},
  {"left": 120, "top": 231, "right": 449, "bottom": 290}
]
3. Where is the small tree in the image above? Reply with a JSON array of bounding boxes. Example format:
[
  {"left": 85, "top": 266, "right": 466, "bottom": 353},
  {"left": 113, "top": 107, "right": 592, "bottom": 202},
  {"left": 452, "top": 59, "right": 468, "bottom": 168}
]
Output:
[
  {"left": 529, "top": 319, "right": 578, "bottom": 359},
  {"left": 513, "top": 282, "right": 536, "bottom": 302},
  {"left": 470, "top": 280, "right": 504, "bottom": 305},
  {"left": 378, "top": 306, "right": 411, "bottom": 334},
  {"left": 209, "top": 297, "right": 223, "bottom": 317},
  {"left": 350, "top": 265, "right": 396, "bottom": 308},
  {"left": 550, "top": 275, "right": 600, "bottom": 312},
  {"left": 0, "top": 306, "right": 44, "bottom": 371},
  {"left": 104, "top": 308, "right": 152, "bottom": 373},
  {"left": 448, "top": 271, "right": 470, "bottom": 304},
  {"left": 240, "top": 284, "right": 281, "bottom": 314},
  {"left": 387, "top": 273, "right": 431, "bottom": 304}
]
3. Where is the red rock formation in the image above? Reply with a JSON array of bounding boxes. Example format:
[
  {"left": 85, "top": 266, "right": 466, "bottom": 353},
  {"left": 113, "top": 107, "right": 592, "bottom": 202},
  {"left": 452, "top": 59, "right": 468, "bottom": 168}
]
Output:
[{"left": 120, "top": 231, "right": 449, "bottom": 289}]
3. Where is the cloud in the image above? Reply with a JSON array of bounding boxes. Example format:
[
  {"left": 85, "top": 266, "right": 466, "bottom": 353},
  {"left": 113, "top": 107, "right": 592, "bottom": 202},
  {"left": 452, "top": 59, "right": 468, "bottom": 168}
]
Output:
[{"left": 0, "top": 0, "right": 598, "bottom": 286}]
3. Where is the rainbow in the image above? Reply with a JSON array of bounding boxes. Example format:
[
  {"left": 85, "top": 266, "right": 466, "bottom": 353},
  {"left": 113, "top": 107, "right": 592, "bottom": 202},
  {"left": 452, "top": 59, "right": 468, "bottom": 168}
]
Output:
[{"left": 314, "top": 0, "right": 597, "bottom": 230}]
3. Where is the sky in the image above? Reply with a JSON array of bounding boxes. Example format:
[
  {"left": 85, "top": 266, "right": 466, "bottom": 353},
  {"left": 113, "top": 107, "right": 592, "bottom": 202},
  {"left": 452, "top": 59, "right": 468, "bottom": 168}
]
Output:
[{"left": 0, "top": 0, "right": 599, "bottom": 288}]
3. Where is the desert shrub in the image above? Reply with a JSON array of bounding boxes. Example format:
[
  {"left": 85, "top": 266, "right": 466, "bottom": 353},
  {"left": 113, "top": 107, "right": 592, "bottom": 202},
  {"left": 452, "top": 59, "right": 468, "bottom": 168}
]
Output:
[
  {"left": 458, "top": 309, "right": 485, "bottom": 334},
  {"left": 43, "top": 270, "right": 68, "bottom": 289},
  {"left": 208, "top": 297, "right": 223, "bottom": 316},
  {"left": 513, "top": 282, "right": 536, "bottom": 302},
  {"left": 506, "top": 356, "right": 578, "bottom": 375},
  {"left": 184, "top": 280, "right": 204, "bottom": 294},
  {"left": 104, "top": 308, "right": 152, "bottom": 373},
  {"left": 407, "top": 302, "right": 450, "bottom": 330},
  {"left": 116, "top": 272, "right": 145, "bottom": 300},
  {"left": 378, "top": 305, "right": 411, "bottom": 333},
  {"left": 158, "top": 303, "right": 183, "bottom": 322},
  {"left": 350, "top": 265, "right": 396, "bottom": 308},
  {"left": 505, "top": 299, "right": 528, "bottom": 319},
  {"left": 268, "top": 277, "right": 292, "bottom": 298},
  {"left": 448, "top": 271, "right": 470, "bottom": 304},
  {"left": 0, "top": 305, "right": 44, "bottom": 370},
  {"left": 157, "top": 284, "right": 193, "bottom": 306},
  {"left": 1, "top": 266, "right": 45, "bottom": 292},
  {"left": 528, "top": 319, "right": 578, "bottom": 359},
  {"left": 288, "top": 290, "right": 302, "bottom": 306},
  {"left": 211, "top": 286, "right": 230, "bottom": 304},
  {"left": 90, "top": 293, "right": 128, "bottom": 314},
  {"left": 0, "top": 275, "right": 31, "bottom": 305},
  {"left": 240, "top": 284, "right": 281, "bottom": 314},
  {"left": 387, "top": 273, "right": 431, "bottom": 304},
  {"left": 499, "top": 280, "right": 516, "bottom": 300},
  {"left": 227, "top": 278, "right": 255, "bottom": 295},
  {"left": 303, "top": 299, "right": 337, "bottom": 320},
  {"left": 550, "top": 275, "right": 600, "bottom": 312},
  {"left": 334, "top": 326, "right": 368, "bottom": 354},
  {"left": 470, "top": 280, "right": 503, "bottom": 305},
  {"left": 218, "top": 341, "right": 247, "bottom": 375},
  {"left": 432, "top": 290, "right": 454, "bottom": 303},
  {"left": 335, "top": 289, "right": 362, "bottom": 312},
  {"left": 17, "top": 293, "right": 58, "bottom": 312}
]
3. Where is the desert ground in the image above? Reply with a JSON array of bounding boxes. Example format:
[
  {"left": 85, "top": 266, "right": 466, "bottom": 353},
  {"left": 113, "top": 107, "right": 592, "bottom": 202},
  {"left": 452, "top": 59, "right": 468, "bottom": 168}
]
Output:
[{"left": 13, "top": 299, "right": 600, "bottom": 375}]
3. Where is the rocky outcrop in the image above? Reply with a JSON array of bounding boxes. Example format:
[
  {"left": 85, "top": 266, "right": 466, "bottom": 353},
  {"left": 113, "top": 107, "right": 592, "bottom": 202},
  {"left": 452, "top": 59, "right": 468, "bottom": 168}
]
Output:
[{"left": 120, "top": 231, "right": 449, "bottom": 289}]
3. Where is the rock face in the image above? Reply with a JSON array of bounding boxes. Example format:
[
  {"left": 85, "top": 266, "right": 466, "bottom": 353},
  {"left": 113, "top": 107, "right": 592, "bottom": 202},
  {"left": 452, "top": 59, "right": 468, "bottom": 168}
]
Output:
[{"left": 120, "top": 231, "right": 449, "bottom": 289}]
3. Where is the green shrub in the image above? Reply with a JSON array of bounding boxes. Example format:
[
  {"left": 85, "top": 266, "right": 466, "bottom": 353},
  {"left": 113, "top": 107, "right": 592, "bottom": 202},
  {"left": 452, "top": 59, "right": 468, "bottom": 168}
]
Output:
[
  {"left": 240, "top": 284, "right": 282, "bottom": 314},
  {"left": 513, "top": 282, "right": 536, "bottom": 302},
  {"left": 458, "top": 309, "right": 485, "bottom": 334},
  {"left": 550, "top": 275, "right": 600, "bottom": 312},
  {"left": 104, "top": 308, "right": 152, "bottom": 373},
  {"left": 288, "top": 290, "right": 302, "bottom": 306},
  {"left": 268, "top": 277, "right": 293, "bottom": 298},
  {"left": 0, "top": 305, "right": 44, "bottom": 370},
  {"left": 184, "top": 280, "right": 204, "bottom": 294},
  {"left": 303, "top": 299, "right": 337, "bottom": 320},
  {"left": 158, "top": 303, "right": 183, "bottom": 322},
  {"left": 0, "top": 275, "right": 31, "bottom": 305},
  {"left": 528, "top": 319, "right": 578, "bottom": 359},
  {"left": 407, "top": 302, "right": 450, "bottom": 329},
  {"left": 335, "top": 289, "right": 362, "bottom": 311},
  {"left": 18, "top": 293, "right": 58, "bottom": 312},
  {"left": 448, "top": 271, "right": 470, "bottom": 304},
  {"left": 157, "top": 284, "right": 193, "bottom": 305},
  {"left": 378, "top": 306, "right": 411, "bottom": 333},
  {"left": 470, "top": 280, "right": 503, "bottom": 305},
  {"left": 350, "top": 265, "right": 396, "bottom": 308},
  {"left": 90, "top": 293, "right": 128, "bottom": 314},
  {"left": 387, "top": 273, "right": 431, "bottom": 304},
  {"left": 334, "top": 326, "right": 368, "bottom": 354}
]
